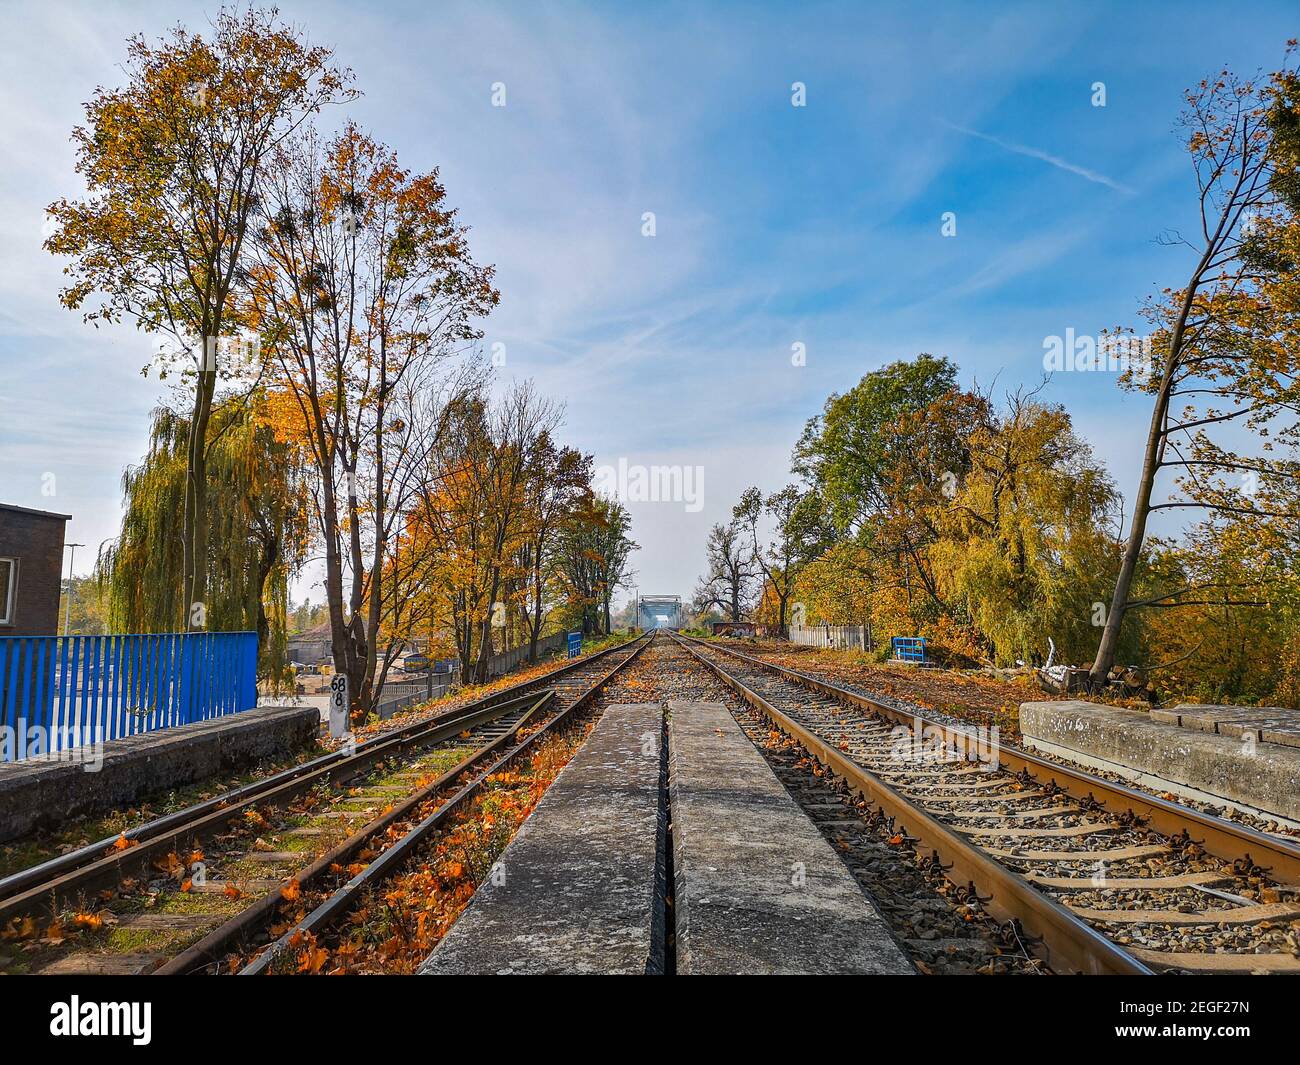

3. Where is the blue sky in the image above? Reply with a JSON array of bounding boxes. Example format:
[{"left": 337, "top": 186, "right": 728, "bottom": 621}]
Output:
[{"left": 0, "top": 1, "right": 1295, "bottom": 601}]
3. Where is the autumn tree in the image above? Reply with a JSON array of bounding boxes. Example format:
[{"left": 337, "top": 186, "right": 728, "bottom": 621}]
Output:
[
  {"left": 59, "top": 577, "right": 110, "bottom": 637},
  {"left": 555, "top": 495, "right": 638, "bottom": 636},
  {"left": 465, "top": 385, "right": 564, "bottom": 682},
  {"left": 1090, "top": 55, "right": 1300, "bottom": 684},
  {"left": 250, "top": 123, "right": 497, "bottom": 717},
  {"left": 97, "top": 395, "right": 311, "bottom": 679},
  {"left": 47, "top": 7, "right": 352, "bottom": 630},
  {"left": 411, "top": 391, "right": 494, "bottom": 676},
  {"left": 1136, "top": 529, "right": 1298, "bottom": 704},
  {"left": 410, "top": 383, "right": 596, "bottom": 674},
  {"left": 515, "top": 436, "right": 591, "bottom": 661},
  {"left": 793, "top": 355, "right": 973, "bottom": 612},
  {"left": 370, "top": 382, "right": 482, "bottom": 696},
  {"left": 594, "top": 500, "right": 638, "bottom": 634},
  {"left": 732, "top": 485, "right": 829, "bottom": 635},
  {"left": 787, "top": 363, "right": 1126, "bottom": 667},
  {"left": 929, "top": 392, "right": 1121, "bottom": 667},
  {"left": 789, "top": 541, "right": 878, "bottom": 632}
]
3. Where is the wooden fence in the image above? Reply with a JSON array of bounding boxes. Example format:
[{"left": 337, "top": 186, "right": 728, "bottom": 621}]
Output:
[{"left": 787, "top": 625, "right": 871, "bottom": 651}]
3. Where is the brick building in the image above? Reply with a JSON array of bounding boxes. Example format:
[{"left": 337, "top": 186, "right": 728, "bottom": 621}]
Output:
[{"left": 0, "top": 503, "right": 72, "bottom": 637}]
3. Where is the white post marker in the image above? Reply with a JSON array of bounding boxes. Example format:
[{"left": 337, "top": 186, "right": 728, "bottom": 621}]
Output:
[{"left": 329, "top": 673, "right": 350, "bottom": 739}]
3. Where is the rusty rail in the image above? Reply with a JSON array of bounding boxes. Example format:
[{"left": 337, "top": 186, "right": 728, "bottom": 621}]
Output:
[
  {"left": 0, "top": 635, "right": 650, "bottom": 928},
  {"left": 672, "top": 633, "right": 1155, "bottom": 975},
  {"left": 238, "top": 633, "right": 654, "bottom": 974},
  {"left": 684, "top": 635, "right": 1300, "bottom": 886}
]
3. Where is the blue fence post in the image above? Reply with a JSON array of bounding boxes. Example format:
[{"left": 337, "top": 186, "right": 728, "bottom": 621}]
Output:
[
  {"left": 3, "top": 639, "right": 21, "bottom": 755},
  {"left": 246, "top": 632, "right": 259, "bottom": 710}
]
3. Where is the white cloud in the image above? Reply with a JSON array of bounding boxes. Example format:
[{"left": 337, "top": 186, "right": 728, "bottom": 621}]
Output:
[{"left": 0, "top": 0, "right": 1251, "bottom": 595}]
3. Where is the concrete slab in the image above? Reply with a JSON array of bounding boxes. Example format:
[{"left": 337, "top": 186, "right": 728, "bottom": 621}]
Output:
[
  {"left": 668, "top": 701, "right": 914, "bottom": 975},
  {"left": 419, "top": 702, "right": 666, "bottom": 975},
  {"left": 0, "top": 704, "right": 320, "bottom": 842},
  {"left": 1020, "top": 701, "right": 1300, "bottom": 825},
  {"left": 1164, "top": 703, "right": 1300, "bottom": 750}
]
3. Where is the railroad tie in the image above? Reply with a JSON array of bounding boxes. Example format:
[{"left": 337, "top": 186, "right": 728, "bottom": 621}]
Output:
[
  {"left": 1069, "top": 900, "right": 1300, "bottom": 926},
  {"left": 1026, "top": 869, "right": 1230, "bottom": 891}
]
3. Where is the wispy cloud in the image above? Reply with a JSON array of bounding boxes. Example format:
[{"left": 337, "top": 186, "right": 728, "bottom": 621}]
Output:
[
  {"left": 943, "top": 121, "right": 1136, "bottom": 195},
  {"left": 5, "top": 0, "right": 1289, "bottom": 596}
]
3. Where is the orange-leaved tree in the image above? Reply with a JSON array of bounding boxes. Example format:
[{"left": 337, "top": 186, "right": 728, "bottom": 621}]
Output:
[
  {"left": 1090, "top": 54, "right": 1300, "bottom": 684},
  {"left": 46, "top": 6, "right": 353, "bottom": 631},
  {"left": 250, "top": 123, "right": 497, "bottom": 717}
]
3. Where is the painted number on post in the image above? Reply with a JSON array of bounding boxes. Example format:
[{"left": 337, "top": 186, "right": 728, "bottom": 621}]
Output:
[{"left": 329, "top": 674, "right": 350, "bottom": 739}]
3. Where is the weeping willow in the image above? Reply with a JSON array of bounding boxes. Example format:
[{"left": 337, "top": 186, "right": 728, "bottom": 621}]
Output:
[{"left": 97, "top": 394, "right": 310, "bottom": 683}]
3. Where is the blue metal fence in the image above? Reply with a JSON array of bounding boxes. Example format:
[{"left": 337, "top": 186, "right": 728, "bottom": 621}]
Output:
[
  {"left": 891, "top": 636, "right": 927, "bottom": 664},
  {"left": 0, "top": 631, "right": 258, "bottom": 762}
]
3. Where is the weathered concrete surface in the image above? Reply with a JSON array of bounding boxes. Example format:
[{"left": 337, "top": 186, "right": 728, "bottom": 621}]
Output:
[
  {"left": 420, "top": 702, "right": 666, "bottom": 975},
  {"left": 1152, "top": 703, "right": 1300, "bottom": 750},
  {"left": 668, "top": 701, "right": 913, "bottom": 975},
  {"left": 0, "top": 704, "right": 319, "bottom": 842},
  {"left": 1020, "top": 700, "right": 1300, "bottom": 824}
]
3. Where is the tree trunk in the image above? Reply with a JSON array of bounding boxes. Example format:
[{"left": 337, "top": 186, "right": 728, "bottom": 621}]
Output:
[
  {"left": 1088, "top": 388, "right": 1169, "bottom": 684},
  {"left": 1089, "top": 265, "right": 1206, "bottom": 683},
  {"left": 474, "top": 566, "right": 502, "bottom": 684},
  {"left": 183, "top": 367, "right": 216, "bottom": 631},
  {"left": 253, "top": 534, "right": 278, "bottom": 673},
  {"left": 529, "top": 558, "right": 542, "bottom": 662},
  {"left": 363, "top": 428, "right": 385, "bottom": 719},
  {"left": 320, "top": 465, "right": 357, "bottom": 723}
]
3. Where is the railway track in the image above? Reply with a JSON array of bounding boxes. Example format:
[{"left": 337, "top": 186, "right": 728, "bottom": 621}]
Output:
[
  {"left": 233, "top": 633, "right": 652, "bottom": 975},
  {"left": 0, "top": 635, "right": 650, "bottom": 975},
  {"left": 671, "top": 633, "right": 1300, "bottom": 975}
]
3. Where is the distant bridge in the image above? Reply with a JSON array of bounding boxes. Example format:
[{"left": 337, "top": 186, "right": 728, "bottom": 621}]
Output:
[{"left": 636, "top": 595, "right": 682, "bottom": 630}]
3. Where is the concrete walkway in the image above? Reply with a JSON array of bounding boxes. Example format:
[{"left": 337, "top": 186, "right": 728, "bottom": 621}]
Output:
[
  {"left": 420, "top": 702, "right": 666, "bottom": 974},
  {"left": 669, "top": 700, "right": 914, "bottom": 975}
]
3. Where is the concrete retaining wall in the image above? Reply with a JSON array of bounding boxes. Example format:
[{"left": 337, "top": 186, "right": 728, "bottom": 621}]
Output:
[
  {"left": 0, "top": 703, "right": 320, "bottom": 842},
  {"left": 1019, "top": 700, "right": 1300, "bottom": 824}
]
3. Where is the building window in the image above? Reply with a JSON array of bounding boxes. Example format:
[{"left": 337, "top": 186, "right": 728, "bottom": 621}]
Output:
[{"left": 0, "top": 557, "right": 14, "bottom": 625}]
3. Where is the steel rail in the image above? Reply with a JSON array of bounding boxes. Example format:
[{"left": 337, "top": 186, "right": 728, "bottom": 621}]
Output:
[
  {"left": 156, "top": 689, "right": 556, "bottom": 975},
  {"left": 0, "top": 689, "right": 538, "bottom": 929},
  {"left": 0, "top": 635, "right": 650, "bottom": 926},
  {"left": 1, "top": 634, "right": 642, "bottom": 904},
  {"left": 239, "top": 633, "right": 655, "bottom": 974},
  {"left": 671, "top": 633, "right": 1152, "bottom": 975},
  {"left": 681, "top": 635, "right": 1300, "bottom": 886},
  {"left": 0, "top": 693, "right": 512, "bottom": 903}
]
